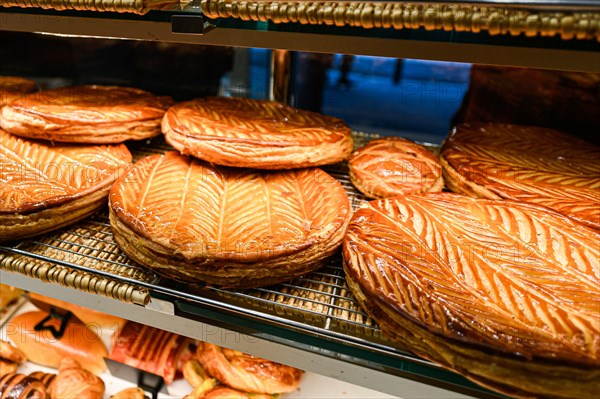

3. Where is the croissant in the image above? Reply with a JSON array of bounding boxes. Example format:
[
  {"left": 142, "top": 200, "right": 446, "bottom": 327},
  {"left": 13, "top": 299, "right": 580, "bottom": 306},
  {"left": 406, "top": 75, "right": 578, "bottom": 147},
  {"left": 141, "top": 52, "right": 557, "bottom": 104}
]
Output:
[
  {"left": 195, "top": 343, "right": 302, "bottom": 394},
  {"left": 52, "top": 358, "right": 104, "bottom": 399},
  {"left": 0, "top": 373, "right": 47, "bottom": 399}
]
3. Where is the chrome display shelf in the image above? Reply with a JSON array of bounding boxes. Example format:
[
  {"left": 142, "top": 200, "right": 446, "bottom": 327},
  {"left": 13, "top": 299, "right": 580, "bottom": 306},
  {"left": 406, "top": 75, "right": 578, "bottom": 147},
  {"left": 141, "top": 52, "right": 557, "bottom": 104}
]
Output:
[
  {"left": 0, "top": 135, "right": 504, "bottom": 399},
  {"left": 0, "top": 7, "right": 598, "bottom": 72}
]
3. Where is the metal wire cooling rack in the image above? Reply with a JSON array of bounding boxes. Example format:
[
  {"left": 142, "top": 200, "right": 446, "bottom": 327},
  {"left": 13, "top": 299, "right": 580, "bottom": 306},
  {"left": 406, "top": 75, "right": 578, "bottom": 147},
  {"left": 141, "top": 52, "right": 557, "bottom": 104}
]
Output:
[{"left": 0, "top": 131, "right": 439, "bottom": 360}]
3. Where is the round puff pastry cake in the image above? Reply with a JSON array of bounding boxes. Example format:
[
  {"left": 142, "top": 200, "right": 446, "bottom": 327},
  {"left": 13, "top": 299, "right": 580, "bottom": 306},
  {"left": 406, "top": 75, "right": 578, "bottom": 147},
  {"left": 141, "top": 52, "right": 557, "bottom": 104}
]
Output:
[
  {"left": 0, "top": 129, "right": 132, "bottom": 242},
  {"left": 348, "top": 137, "right": 443, "bottom": 198},
  {"left": 0, "top": 76, "right": 37, "bottom": 107},
  {"left": 162, "top": 97, "right": 353, "bottom": 169},
  {"left": 343, "top": 193, "right": 600, "bottom": 399},
  {"left": 196, "top": 342, "right": 303, "bottom": 394},
  {"left": 109, "top": 151, "right": 351, "bottom": 288},
  {"left": 0, "top": 85, "right": 173, "bottom": 143},
  {"left": 440, "top": 123, "right": 600, "bottom": 229}
]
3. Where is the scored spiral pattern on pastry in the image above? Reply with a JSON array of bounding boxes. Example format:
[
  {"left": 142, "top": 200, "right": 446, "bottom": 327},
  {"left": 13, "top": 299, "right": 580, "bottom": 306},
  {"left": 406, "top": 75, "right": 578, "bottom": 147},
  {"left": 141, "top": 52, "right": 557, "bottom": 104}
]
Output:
[
  {"left": 348, "top": 137, "right": 443, "bottom": 198},
  {"left": 162, "top": 97, "right": 353, "bottom": 169},
  {"left": 440, "top": 123, "right": 600, "bottom": 229}
]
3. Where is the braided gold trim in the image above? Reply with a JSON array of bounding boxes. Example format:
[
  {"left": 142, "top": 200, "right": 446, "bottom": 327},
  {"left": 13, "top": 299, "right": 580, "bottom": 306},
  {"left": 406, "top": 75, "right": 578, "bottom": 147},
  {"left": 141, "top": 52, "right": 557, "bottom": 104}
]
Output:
[
  {"left": 0, "top": 253, "right": 151, "bottom": 305},
  {"left": 0, "top": 0, "right": 171, "bottom": 14},
  {"left": 200, "top": 1, "right": 600, "bottom": 40}
]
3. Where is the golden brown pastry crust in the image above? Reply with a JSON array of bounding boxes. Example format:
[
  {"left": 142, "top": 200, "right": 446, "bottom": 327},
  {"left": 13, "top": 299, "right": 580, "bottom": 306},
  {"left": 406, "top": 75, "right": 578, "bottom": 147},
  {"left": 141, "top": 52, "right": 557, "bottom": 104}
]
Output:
[
  {"left": 440, "top": 123, "right": 600, "bottom": 229},
  {"left": 0, "top": 85, "right": 173, "bottom": 143},
  {"left": 343, "top": 193, "right": 600, "bottom": 398},
  {"left": 196, "top": 342, "right": 302, "bottom": 394},
  {"left": 162, "top": 97, "right": 353, "bottom": 169},
  {"left": 0, "top": 130, "right": 131, "bottom": 241},
  {"left": 348, "top": 137, "right": 443, "bottom": 198},
  {"left": 0, "top": 76, "right": 37, "bottom": 107},
  {"left": 53, "top": 358, "right": 105, "bottom": 399},
  {"left": 109, "top": 152, "right": 351, "bottom": 288}
]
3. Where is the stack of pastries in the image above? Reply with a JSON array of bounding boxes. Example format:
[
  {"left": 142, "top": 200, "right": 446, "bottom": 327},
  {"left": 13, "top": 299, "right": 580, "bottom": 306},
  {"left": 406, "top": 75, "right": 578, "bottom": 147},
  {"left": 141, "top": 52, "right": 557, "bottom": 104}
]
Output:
[
  {"left": 0, "top": 81, "right": 175, "bottom": 242},
  {"left": 2, "top": 74, "right": 599, "bottom": 398},
  {"left": 109, "top": 96, "right": 353, "bottom": 288},
  {"left": 342, "top": 124, "right": 600, "bottom": 398}
]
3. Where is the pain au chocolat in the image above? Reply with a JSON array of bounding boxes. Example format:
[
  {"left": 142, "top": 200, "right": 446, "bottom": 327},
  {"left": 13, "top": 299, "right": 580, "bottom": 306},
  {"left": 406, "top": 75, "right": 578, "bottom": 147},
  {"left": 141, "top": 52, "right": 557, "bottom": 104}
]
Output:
[
  {"left": 343, "top": 193, "right": 600, "bottom": 399},
  {"left": 0, "top": 76, "right": 37, "bottom": 107},
  {"left": 0, "top": 130, "right": 131, "bottom": 241},
  {"left": 109, "top": 151, "right": 351, "bottom": 288},
  {"left": 440, "top": 123, "right": 600, "bottom": 229},
  {"left": 162, "top": 97, "right": 353, "bottom": 169},
  {"left": 0, "top": 85, "right": 173, "bottom": 143},
  {"left": 348, "top": 137, "right": 443, "bottom": 198}
]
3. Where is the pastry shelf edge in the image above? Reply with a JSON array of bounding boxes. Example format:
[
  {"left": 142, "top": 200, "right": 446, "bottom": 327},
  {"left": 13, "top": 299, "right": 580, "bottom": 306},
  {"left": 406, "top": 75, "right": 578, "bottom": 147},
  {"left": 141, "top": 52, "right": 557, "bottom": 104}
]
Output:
[
  {"left": 0, "top": 7, "right": 599, "bottom": 72},
  {"left": 0, "top": 269, "right": 503, "bottom": 399}
]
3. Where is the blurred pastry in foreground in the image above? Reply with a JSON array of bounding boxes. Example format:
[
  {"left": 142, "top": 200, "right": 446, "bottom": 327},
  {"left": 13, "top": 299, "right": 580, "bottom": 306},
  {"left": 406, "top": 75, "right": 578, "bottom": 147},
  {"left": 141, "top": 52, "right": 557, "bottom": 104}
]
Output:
[
  {"left": 29, "top": 292, "right": 126, "bottom": 331},
  {"left": 53, "top": 358, "right": 105, "bottom": 399},
  {"left": 186, "top": 385, "right": 278, "bottom": 399},
  {"left": 0, "top": 85, "right": 173, "bottom": 143},
  {"left": 109, "top": 152, "right": 351, "bottom": 288},
  {"left": 343, "top": 193, "right": 600, "bottom": 398},
  {"left": 7, "top": 311, "right": 108, "bottom": 374},
  {"left": 0, "top": 373, "right": 47, "bottom": 399},
  {"left": 196, "top": 342, "right": 303, "bottom": 394},
  {"left": 348, "top": 137, "right": 443, "bottom": 198},
  {"left": 440, "top": 123, "right": 600, "bottom": 229},
  {"left": 162, "top": 97, "right": 353, "bottom": 169},
  {"left": 109, "top": 321, "right": 194, "bottom": 384},
  {"left": 0, "top": 130, "right": 132, "bottom": 242},
  {"left": 0, "top": 76, "right": 37, "bottom": 107},
  {"left": 0, "top": 284, "right": 23, "bottom": 309},
  {"left": 110, "top": 387, "right": 147, "bottom": 399}
]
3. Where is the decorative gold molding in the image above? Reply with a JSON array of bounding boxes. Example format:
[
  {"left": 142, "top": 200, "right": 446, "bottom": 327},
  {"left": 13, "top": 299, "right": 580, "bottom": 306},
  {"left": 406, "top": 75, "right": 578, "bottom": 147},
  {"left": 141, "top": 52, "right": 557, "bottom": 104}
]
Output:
[{"left": 200, "top": 1, "right": 600, "bottom": 40}]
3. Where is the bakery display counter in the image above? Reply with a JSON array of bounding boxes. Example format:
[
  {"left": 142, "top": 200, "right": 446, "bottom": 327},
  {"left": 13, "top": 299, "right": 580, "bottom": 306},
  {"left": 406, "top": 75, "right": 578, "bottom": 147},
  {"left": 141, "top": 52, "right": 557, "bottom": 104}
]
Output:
[
  {"left": 1, "top": 133, "right": 500, "bottom": 398},
  {"left": 0, "top": 2, "right": 599, "bottom": 71}
]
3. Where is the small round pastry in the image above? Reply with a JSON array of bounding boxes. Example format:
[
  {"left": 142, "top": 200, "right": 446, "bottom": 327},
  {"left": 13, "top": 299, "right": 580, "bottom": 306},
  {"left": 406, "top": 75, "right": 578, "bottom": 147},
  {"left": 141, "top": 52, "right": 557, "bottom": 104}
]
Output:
[
  {"left": 162, "top": 97, "right": 353, "bottom": 169},
  {"left": 348, "top": 137, "right": 443, "bottom": 198},
  {"left": 0, "top": 85, "right": 173, "bottom": 143},
  {"left": 109, "top": 151, "right": 351, "bottom": 288},
  {"left": 0, "top": 130, "right": 132, "bottom": 242},
  {"left": 0, "top": 76, "right": 37, "bottom": 107},
  {"left": 196, "top": 342, "right": 303, "bottom": 394}
]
